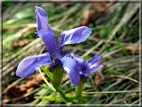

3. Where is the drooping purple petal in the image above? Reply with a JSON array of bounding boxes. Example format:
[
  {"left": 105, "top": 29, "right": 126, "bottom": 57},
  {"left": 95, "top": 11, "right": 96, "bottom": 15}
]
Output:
[
  {"left": 16, "top": 53, "right": 53, "bottom": 78},
  {"left": 72, "top": 54, "right": 86, "bottom": 71},
  {"left": 57, "top": 57, "right": 80, "bottom": 87},
  {"left": 35, "top": 6, "right": 59, "bottom": 58},
  {"left": 60, "top": 26, "right": 92, "bottom": 47},
  {"left": 89, "top": 64, "right": 104, "bottom": 75},
  {"left": 86, "top": 54, "right": 104, "bottom": 72}
]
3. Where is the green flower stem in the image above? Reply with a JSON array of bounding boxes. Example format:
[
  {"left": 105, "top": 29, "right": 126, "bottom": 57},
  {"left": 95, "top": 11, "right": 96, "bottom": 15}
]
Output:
[
  {"left": 41, "top": 66, "right": 67, "bottom": 103},
  {"left": 75, "top": 81, "right": 85, "bottom": 98}
]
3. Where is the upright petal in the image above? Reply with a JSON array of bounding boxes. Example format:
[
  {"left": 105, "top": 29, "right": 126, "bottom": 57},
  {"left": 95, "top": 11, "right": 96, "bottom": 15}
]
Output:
[
  {"left": 72, "top": 55, "right": 86, "bottom": 71},
  {"left": 89, "top": 64, "right": 104, "bottom": 75},
  {"left": 86, "top": 54, "right": 104, "bottom": 72},
  {"left": 35, "top": 6, "right": 59, "bottom": 58},
  {"left": 38, "top": 32, "right": 60, "bottom": 59},
  {"left": 16, "top": 53, "right": 53, "bottom": 78},
  {"left": 57, "top": 57, "right": 80, "bottom": 87},
  {"left": 60, "top": 26, "right": 92, "bottom": 47}
]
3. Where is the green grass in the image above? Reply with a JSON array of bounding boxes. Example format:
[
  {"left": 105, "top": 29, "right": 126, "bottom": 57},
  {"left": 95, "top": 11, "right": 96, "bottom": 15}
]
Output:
[{"left": 2, "top": 2, "right": 140, "bottom": 105}]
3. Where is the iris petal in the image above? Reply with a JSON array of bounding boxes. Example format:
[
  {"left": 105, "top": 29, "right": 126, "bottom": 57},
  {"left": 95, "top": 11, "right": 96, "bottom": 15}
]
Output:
[
  {"left": 38, "top": 32, "right": 59, "bottom": 59},
  {"left": 89, "top": 64, "right": 104, "bottom": 75},
  {"left": 35, "top": 6, "right": 51, "bottom": 33},
  {"left": 57, "top": 57, "right": 80, "bottom": 87},
  {"left": 86, "top": 54, "right": 104, "bottom": 72},
  {"left": 72, "top": 55, "right": 86, "bottom": 71},
  {"left": 60, "top": 26, "right": 92, "bottom": 47},
  {"left": 16, "top": 53, "right": 53, "bottom": 78},
  {"left": 35, "top": 6, "right": 59, "bottom": 58}
]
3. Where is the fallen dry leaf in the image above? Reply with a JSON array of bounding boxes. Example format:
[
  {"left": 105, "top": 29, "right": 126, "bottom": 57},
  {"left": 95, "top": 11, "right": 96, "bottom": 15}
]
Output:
[
  {"left": 11, "top": 39, "right": 33, "bottom": 48},
  {"left": 5, "top": 72, "right": 48, "bottom": 99},
  {"left": 5, "top": 85, "right": 26, "bottom": 98},
  {"left": 94, "top": 64, "right": 107, "bottom": 86},
  {"left": 124, "top": 45, "right": 140, "bottom": 52},
  {"left": 53, "top": 2, "right": 71, "bottom": 6},
  {"left": 82, "top": 9, "right": 96, "bottom": 26},
  {"left": 92, "top": 3, "right": 114, "bottom": 13},
  {"left": 82, "top": 3, "right": 114, "bottom": 26}
]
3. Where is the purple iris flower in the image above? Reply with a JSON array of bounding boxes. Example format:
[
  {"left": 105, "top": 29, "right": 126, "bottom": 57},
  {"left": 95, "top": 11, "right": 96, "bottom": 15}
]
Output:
[
  {"left": 72, "top": 54, "right": 104, "bottom": 82},
  {"left": 15, "top": 6, "right": 92, "bottom": 87}
]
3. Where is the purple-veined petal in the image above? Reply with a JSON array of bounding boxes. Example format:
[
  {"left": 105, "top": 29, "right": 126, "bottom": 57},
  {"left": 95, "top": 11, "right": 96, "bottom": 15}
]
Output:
[
  {"left": 60, "top": 26, "right": 92, "bottom": 47},
  {"left": 35, "top": 6, "right": 59, "bottom": 58},
  {"left": 57, "top": 57, "right": 80, "bottom": 87},
  {"left": 16, "top": 53, "right": 53, "bottom": 78},
  {"left": 86, "top": 54, "right": 104, "bottom": 72},
  {"left": 72, "top": 55, "right": 86, "bottom": 71},
  {"left": 89, "top": 64, "right": 104, "bottom": 75},
  {"left": 35, "top": 6, "right": 53, "bottom": 35},
  {"left": 38, "top": 32, "right": 59, "bottom": 59}
]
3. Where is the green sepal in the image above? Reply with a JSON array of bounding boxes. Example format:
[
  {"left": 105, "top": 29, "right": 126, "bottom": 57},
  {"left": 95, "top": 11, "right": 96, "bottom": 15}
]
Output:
[{"left": 52, "top": 65, "right": 64, "bottom": 90}]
